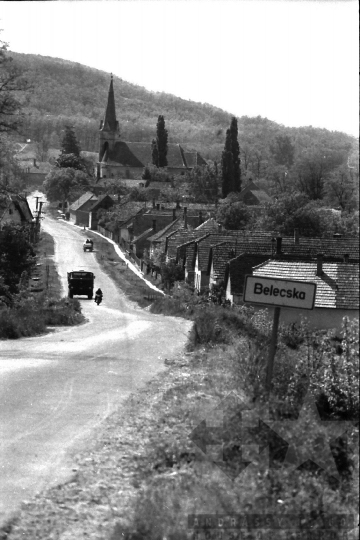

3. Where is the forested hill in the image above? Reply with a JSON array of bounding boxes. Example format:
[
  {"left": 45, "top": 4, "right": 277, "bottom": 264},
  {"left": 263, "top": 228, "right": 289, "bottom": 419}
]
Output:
[{"left": 12, "top": 52, "right": 356, "bottom": 165}]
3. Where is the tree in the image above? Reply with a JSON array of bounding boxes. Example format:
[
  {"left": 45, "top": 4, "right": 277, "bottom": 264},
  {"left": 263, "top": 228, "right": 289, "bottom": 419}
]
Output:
[
  {"left": 160, "top": 260, "right": 184, "bottom": 289},
  {"left": 0, "top": 224, "right": 36, "bottom": 293},
  {"left": 216, "top": 200, "right": 252, "bottom": 230},
  {"left": 252, "top": 192, "right": 340, "bottom": 237},
  {"left": 43, "top": 168, "right": 90, "bottom": 206},
  {"left": 221, "top": 117, "right": 241, "bottom": 197},
  {"left": 294, "top": 145, "right": 348, "bottom": 201},
  {"left": 325, "top": 165, "right": 357, "bottom": 211},
  {"left": 0, "top": 136, "right": 25, "bottom": 194},
  {"left": 189, "top": 164, "right": 219, "bottom": 203},
  {"left": 56, "top": 152, "right": 87, "bottom": 172},
  {"left": 151, "top": 138, "right": 159, "bottom": 167},
  {"left": 142, "top": 166, "right": 152, "bottom": 184},
  {"left": 35, "top": 136, "right": 50, "bottom": 162},
  {"left": 270, "top": 134, "right": 295, "bottom": 169},
  {"left": 0, "top": 33, "right": 30, "bottom": 134},
  {"left": 60, "top": 125, "right": 81, "bottom": 156},
  {"left": 152, "top": 115, "right": 168, "bottom": 168}
]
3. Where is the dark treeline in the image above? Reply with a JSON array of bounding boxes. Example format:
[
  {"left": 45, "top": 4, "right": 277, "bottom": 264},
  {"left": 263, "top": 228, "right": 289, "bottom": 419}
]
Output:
[{"left": 11, "top": 51, "right": 359, "bottom": 207}]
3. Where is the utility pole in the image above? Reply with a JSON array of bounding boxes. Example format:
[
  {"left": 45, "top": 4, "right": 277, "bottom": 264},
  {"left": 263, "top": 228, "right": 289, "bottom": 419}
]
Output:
[
  {"left": 35, "top": 201, "right": 44, "bottom": 241},
  {"left": 34, "top": 196, "right": 41, "bottom": 211}
]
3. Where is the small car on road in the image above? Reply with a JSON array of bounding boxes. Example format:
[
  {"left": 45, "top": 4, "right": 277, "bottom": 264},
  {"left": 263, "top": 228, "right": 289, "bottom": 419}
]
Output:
[{"left": 83, "top": 239, "right": 94, "bottom": 252}]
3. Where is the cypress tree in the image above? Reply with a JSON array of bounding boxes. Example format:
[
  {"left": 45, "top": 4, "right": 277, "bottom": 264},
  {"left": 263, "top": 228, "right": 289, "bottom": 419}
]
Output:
[
  {"left": 151, "top": 139, "right": 159, "bottom": 167},
  {"left": 221, "top": 117, "right": 241, "bottom": 197},
  {"left": 61, "top": 125, "right": 81, "bottom": 156},
  {"left": 221, "top": 147, "right": 234, "bottom": 198},
  {"left": 229, "top": 117, "right": 241, "bottom": 192},
  {"left": 156, "top": 115, "right": 168, "bottom": 167}
]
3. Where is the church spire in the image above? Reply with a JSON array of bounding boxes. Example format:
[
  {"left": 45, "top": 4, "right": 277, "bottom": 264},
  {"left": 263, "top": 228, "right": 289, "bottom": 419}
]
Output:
[{"left": 103, "top": 74, "right": 118, "bottom": 132}]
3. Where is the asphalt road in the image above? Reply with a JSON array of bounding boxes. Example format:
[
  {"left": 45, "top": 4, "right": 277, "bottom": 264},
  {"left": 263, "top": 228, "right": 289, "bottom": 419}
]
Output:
[{"left": 0, "top": 193, "right": 191, "bottom": 526}]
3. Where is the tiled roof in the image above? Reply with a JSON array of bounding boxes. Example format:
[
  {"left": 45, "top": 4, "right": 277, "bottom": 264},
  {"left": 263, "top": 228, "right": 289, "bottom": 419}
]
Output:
[
  {"left": 281, "top": 238, "right": 359, "bottom": 260},
  {"left": 166, "top": 228, "right": 202, "bottom": 260},
  {"left": 0, "top": 195, "right": 33, "bottom": 224},
  {"left": 253, "top": 260, "right": 359, "bottom": 309},
  {"left": 12, "top": 196, "right": 34, "bottom": 222},
  {"left": 195, "top": 218, "right": 219, "bottom": 232},
  {"left": 148, "top": 217, "right": 182, "bottom": 242},
  {"left": 133, "top": 227, "right": 154, "bottom": 243},
  {"left": 69, "top": 192, "right": 95, "bottom": 211},
  {"left": 210, "top": 242, "right": 243, "bottom": 281},
  {"left": 225, "top": 253, "right": 271, "bottom": 296},
  {"left": 88, "top": 194, "right": 116, "bottom": 212},
  {"left": 183, "top": 152, "right": 208, "bottom": 168},
  {"left": 196, "top": 232, "right": 277, "bottom": 271},
  {"left": 105, "top": 142, "right": 193, "bottom": 169},
  {"left": 111, "top": 202, "right": 147, "bottom": 224}
]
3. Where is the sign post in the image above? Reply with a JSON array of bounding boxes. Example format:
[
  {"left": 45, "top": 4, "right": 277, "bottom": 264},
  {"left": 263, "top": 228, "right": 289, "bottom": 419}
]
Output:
[{"left": 244, "top": 275, "right": 317, "bottom": 392}]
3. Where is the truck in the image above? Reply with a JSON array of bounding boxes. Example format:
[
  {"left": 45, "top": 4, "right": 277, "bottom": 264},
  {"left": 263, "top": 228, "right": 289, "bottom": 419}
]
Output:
[
  {"left": 67, "top": 270, "right": 95, "bottom": 299},
  {"left": 83, "top": 239, "right": 94, "bottom": 252}
]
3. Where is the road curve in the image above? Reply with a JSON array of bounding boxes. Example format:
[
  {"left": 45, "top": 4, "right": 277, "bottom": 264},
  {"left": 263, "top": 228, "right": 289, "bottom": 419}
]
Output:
[{"left": 0, "top": 194, "right": 191, "bottom": 526}]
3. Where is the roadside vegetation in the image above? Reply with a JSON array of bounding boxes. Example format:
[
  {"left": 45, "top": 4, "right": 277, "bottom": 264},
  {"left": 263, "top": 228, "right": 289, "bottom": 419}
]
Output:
[
  {"left": 3, "top": 279, "right": 358, "bottom": 539},
  {"left": 0, "top": 225, "right": 85, "bottom": 339}
]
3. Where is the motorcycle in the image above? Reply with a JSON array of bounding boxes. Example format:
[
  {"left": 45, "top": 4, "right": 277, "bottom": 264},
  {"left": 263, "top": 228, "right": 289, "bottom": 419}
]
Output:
[{"left": 94, "top": 294, "right": 103, "bottom": 306}]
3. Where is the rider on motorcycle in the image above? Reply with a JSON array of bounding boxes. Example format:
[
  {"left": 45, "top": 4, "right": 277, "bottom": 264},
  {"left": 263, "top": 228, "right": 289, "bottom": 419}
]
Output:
[{"left": 94, "top": 288, "right": 103, "bottom": 304}]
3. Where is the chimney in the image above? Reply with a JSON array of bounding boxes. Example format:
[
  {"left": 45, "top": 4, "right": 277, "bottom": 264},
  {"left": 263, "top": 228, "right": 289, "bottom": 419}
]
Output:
[
  {"left": 343, "top": 254, "right": 349, "bottom": 263},
  {"left": 198, "top": 211, "right": 203, "bottom": 226},
  {"left": 183, "top": 207, "right": 187, "bottom": 229},
  {"left": 152, "top": 198, "right": 156, "bottom": 208},
  {"left": 316, "top": 253, "right": 324, "bottom": 276},
  {"left": 152, "top": 219, "right": 156, "bottom": 232},
  {"left": 33, "top": 158, "right": 36, "bottom": 167},
  {"left": 156, "top": 203, "right": 160, "bottom": 211},
  {"left": 294, "top": 228, "right": 299, "bottom": 245},
  {"left": 276, "top": 237, "right": 282, "bottom": 255},
  {"left": 172, "top": 208, "right": 176, "bottom": 221}
]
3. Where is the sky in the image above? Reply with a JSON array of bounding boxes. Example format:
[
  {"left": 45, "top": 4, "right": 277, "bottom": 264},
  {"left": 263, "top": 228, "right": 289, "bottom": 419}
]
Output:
[{"left": 0, "top": 0, "right": 358, "bottom": 137}]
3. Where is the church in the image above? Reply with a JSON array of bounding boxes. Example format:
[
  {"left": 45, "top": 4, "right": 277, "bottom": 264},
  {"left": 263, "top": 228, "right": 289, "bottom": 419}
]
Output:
[{"left": 96, "top": 76, "right": 207, "bottom": 181}]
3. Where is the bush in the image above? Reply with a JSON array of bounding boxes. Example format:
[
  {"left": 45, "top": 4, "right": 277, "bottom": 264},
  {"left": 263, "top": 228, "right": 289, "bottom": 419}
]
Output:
[{"left": 0, "top": 294, "right": 84, "bottom": 339}]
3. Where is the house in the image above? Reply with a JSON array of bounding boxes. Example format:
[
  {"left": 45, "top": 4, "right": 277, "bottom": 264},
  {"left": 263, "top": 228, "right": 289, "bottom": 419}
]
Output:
[
  {"left": 132, "top": 222, "right": 157, "bottom": 258},
  {"left": 193, "top": 231, "right": 282, "bottom": 292},
  {"left": 69, "top": 192, "right": 116, "bottom": 228},
  {"left": 88, "top": 194, "right": 116, "bottom": 230},
  {"left": 224, "top": 253, "right": 277, "bottom": 304},
  {"left": 251, "top": 257, "right": 359, "bottom": 332},
  {"left": 0, "top": 194, "right": 34, "bottom": 228},
  {"left": 238, "top": 180, "right": 273, "bottom": 206},
  {"left": 69, "top": 192, "right": 97, "bottom": 226},
  {"left": 96, "top": 76, "right": 207, "bottom": 181}
]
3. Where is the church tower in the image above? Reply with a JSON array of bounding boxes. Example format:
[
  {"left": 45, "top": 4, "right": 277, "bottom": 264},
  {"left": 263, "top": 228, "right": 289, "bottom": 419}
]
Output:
[{"left": 99, "top": 75, "right": 121, "bottom": 164}]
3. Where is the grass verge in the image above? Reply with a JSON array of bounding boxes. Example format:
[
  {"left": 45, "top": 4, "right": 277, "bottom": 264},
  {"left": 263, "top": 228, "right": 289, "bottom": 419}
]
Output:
[{"left": 84, "top": 230, "right": 163, "bottom": 308}]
